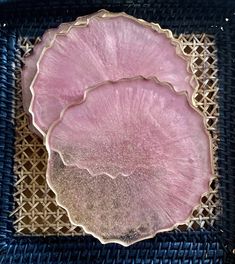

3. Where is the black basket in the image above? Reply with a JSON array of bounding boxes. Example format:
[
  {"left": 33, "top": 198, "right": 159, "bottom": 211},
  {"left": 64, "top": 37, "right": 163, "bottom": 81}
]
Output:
[{"left": 0, "top": 1, "right": 235, "bottom": 263}]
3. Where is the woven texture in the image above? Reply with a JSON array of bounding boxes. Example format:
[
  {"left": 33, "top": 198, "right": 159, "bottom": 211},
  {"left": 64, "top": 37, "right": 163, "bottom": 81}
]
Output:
[
  {"left": 0, "top": 1, "right": 235, "bottom": 263},
  {"left": 12, "top": 33, "right": 220, "bottom": 236}
]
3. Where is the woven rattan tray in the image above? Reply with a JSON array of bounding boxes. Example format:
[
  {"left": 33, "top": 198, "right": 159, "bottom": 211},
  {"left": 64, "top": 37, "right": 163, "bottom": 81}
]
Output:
[
  {"left": 0, "top": 1, "right": 235, "bottom": 263},
  {"left": 13, "top": 33, "right": 219, "bottom": 236}
]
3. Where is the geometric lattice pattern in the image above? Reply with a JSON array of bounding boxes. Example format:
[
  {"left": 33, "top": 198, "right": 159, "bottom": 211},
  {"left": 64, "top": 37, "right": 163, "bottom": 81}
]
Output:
[
  {"left": 176, "top": 34, "right": 220, "bottom": 231},
  {"left": 12, "top": 34, "right": 220, "bottom": 236}
]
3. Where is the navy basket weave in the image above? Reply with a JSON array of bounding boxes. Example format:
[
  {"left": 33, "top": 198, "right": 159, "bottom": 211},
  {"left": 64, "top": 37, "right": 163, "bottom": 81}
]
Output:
[{"left": 0, "top": 1, "right": 235, "bottom": 263}]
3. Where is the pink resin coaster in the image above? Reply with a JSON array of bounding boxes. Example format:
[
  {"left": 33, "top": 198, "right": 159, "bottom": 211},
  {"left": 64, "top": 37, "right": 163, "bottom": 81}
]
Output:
[
  {"left": 46, "top": 77, "right": 212, "bottom": 245},
  {"left": 28, "top": 10, "right": 196, "bottom": 136},
  {"left": 47, "top": 77, "right": 212, "bottom": 179}
]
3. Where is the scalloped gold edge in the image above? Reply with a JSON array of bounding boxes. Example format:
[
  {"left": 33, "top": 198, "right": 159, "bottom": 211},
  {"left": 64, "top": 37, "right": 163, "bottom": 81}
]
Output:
[
  {"left": 28, "top": 9, "right": 198, "bottom": 137},
  {"left": 45, "top": 75, "right": 215, "bottom": 247}
]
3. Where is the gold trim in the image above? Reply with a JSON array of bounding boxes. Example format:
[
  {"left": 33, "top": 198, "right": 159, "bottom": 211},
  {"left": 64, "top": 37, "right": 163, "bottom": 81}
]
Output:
[
  {"left": 45, "top": 75, "right": 215, "bottom": 246},
  {"left": 28, "top": 9, "right": 198, "bottom": 137}
]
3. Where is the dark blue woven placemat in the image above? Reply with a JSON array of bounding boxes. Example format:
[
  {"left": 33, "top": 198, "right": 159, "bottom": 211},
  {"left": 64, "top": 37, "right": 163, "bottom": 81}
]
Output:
[{"left": 0, "top": 1, "right": 235, "bottom": 263}]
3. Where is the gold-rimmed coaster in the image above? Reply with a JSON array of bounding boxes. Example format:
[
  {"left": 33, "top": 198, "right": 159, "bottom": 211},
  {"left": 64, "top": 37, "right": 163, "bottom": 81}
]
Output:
[{"left": 12, "top": 33, "right": 219, "bottom": 236}]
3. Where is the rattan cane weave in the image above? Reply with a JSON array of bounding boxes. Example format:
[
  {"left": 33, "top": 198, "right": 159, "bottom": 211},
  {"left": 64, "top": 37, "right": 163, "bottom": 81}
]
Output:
[{"left": 12, "top": 33, "right": 219, "bottom": 236}]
